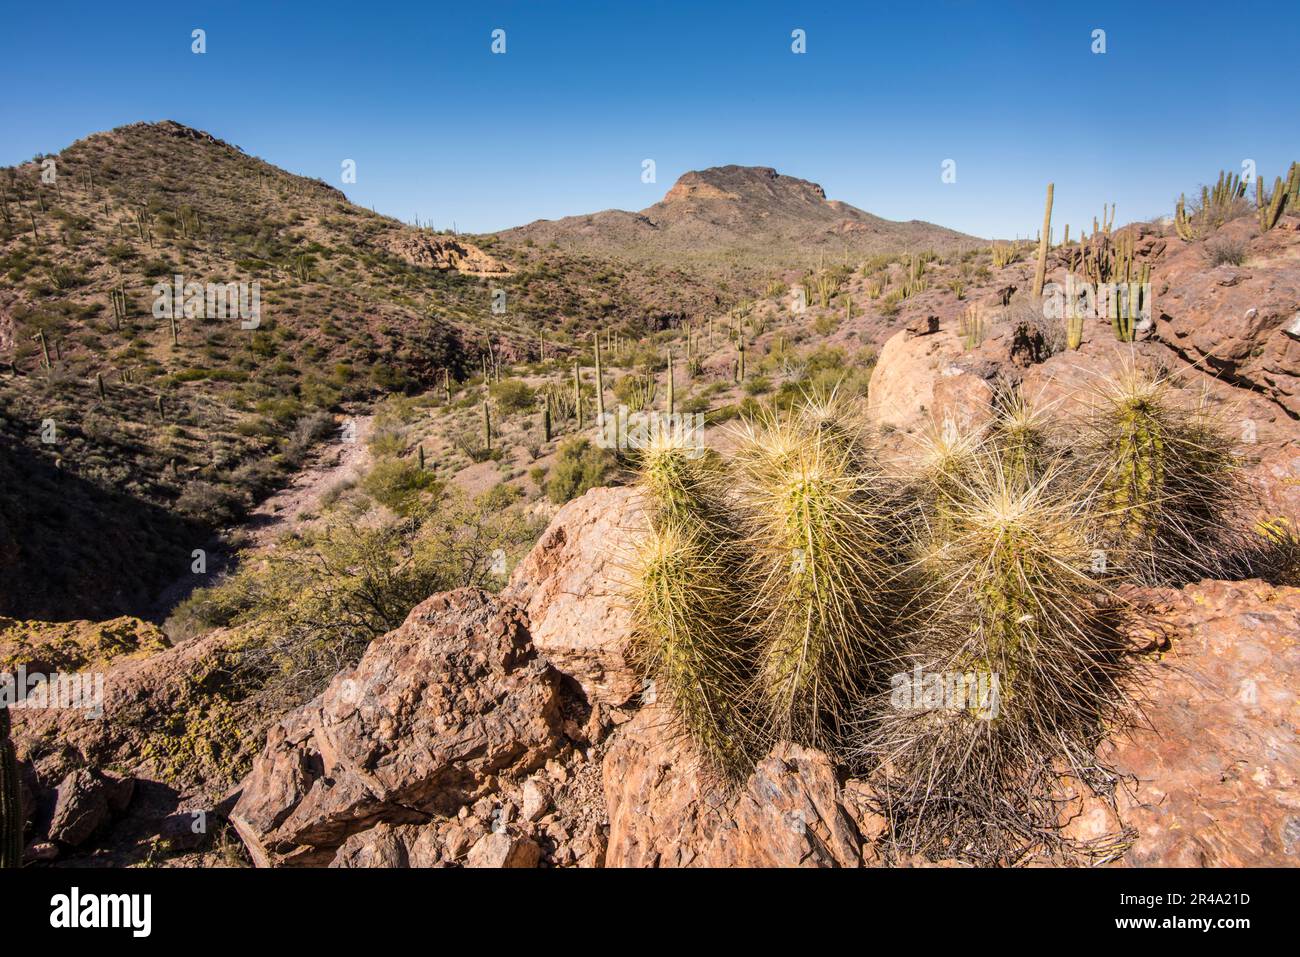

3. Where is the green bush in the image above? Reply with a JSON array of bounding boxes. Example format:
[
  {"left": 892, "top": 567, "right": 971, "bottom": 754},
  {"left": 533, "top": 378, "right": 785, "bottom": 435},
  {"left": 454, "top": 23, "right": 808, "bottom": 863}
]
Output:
[
  {"left": 361, "top": 457, "right": 442, "bottom": 515},
  {"left": 213, "top": 489, "right": 544, "bottom": 710},
  {"left": 489, "top": 378, "right": 537, "bottom": 414},
  {"left": 546, "top": 438, "right": 613, "bottom": 504}
]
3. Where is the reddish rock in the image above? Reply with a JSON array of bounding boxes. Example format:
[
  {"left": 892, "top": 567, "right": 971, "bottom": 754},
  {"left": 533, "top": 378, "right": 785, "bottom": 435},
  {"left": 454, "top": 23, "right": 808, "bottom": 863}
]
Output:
[
  {"left": 866, "top": 326, "right": 970, "bottom": 436},
  {"left": 506, "top": 486, "right": 644, "bottom": 709},
  {"left": 602, "top": 705, "right": 880, "bottom": 867},
  {"left": 329, "top": 823, "right": 445, "bottom": 868},
  {"left": 1151, "top": 218, "right": 1300, "bottom": 416},
  {"left": 230, "top": 588, "right": 565, "bottom": 866},
  {"left": 47, "top": 768, "right": 134, "bottom": 847},
  {"left": 464, "top": 830, "right": 542, "bottom": 868},
  {"left": 1095, "top": 579, "right": 1300, "bottom": 866}
]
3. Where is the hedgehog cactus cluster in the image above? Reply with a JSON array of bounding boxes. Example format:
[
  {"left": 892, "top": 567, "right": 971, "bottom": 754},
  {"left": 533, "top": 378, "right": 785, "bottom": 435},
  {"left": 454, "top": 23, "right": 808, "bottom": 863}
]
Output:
[{"left": 625, "top": 367, "right": 1258, "bottom": 858}]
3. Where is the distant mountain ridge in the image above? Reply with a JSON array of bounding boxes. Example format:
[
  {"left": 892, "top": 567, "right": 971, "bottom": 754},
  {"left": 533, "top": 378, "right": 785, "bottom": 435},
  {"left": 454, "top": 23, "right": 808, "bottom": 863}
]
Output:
[{"left": 495, "top": 165, "right": 982, "bottom": 265}]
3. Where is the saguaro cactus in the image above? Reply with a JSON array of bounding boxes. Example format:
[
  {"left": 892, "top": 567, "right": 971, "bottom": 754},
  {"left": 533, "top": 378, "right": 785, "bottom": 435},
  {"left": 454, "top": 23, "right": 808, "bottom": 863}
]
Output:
[
  {"left": 594, "top": 331, "right": 605, "bottom": 422},
  {"left": 665, "top": 346, "right": 675, "bottom": 415},
  {"left": 573, "top": 361, "right": 582, "bottom": 430},
  {"left": 482, "top": 401, "right": 492, "bottom": 452},
  {"left": 0, "top": 706, "right": 21, "bottom": 868},
  {"left": 1033, "top": 182, "right": 1054, "bottom": 298},
  {"left": 30, "top": 331, "right": 50, "bottom": 370},
  {"left": 543, "top": 392, "right": 552, "bottom": 442}
]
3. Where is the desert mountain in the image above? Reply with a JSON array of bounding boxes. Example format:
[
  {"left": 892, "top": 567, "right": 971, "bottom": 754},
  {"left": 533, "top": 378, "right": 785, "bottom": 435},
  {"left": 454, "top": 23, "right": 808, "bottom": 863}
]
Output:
[
  {"left": 496, "top": 165, "right": 982, "bottom": 265},
  {"left": 0, "top": 121, "right": 713, "bottom": 619}
]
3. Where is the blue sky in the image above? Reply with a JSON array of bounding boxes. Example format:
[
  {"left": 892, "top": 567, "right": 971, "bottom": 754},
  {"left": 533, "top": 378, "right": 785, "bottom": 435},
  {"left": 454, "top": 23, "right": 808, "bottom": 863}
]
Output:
[{"left": 2, "top": 1, "right": 1297, "bottom": 239}]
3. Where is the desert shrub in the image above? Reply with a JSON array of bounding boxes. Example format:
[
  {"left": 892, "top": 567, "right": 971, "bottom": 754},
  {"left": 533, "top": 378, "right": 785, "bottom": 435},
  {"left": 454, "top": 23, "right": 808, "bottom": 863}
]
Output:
[
  {"left": 489, "top": 378, "right": 537, "bottom": 414},
  {"left": 360, "top": 457, "right": 442, "bottom": 515},
  {"left": 367, "top": 426, "right": 406, "bottom": 458},
  {"left": 176, "top": 480, "right": 244, "bottom": 524},
  {"left": 545, "top": 438, "right": 613, "bottom": 504},
  {"left": 219, "top": 490, "right": 543, "bottom": 712},
  {"left": 813, "top": 313, "right": 839, "bottom": 335},
  {"left": 612, "top": 372, "right": 656, "bottom": 412},
  {"left": 1204, "top": 236, "right": 1247, "bottom": 266}
]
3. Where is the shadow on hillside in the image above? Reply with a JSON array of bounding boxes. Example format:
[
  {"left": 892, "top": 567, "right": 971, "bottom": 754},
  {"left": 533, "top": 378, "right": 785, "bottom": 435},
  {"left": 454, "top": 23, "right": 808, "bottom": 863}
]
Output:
[{"left": 0, "top": 435, "right": 211, "bottom": 621}]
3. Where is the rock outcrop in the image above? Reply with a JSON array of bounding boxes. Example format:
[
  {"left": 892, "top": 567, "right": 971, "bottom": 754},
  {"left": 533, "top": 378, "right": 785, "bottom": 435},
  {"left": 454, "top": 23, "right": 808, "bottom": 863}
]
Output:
[
  {"left": 385, "top": 233, "right": 511, "bottom": 277},
  {"left": 1152, "top": 216, "right": 1300, "bottom": 416},
  {"left": 1072, "top": 579, "right": 1300, "bottom": 866},
  {"left": 230, "top": 588, "right": 566, "bottom": 866},
  {"left": 505, "top": 485, "right": 644, "bottom": 710},
  {"left": 602, "top": 705, "right": 880, "bottom": 867}
]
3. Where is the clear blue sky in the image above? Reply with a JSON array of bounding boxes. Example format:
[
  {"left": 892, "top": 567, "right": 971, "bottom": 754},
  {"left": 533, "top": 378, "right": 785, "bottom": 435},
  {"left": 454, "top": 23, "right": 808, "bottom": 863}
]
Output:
[{"left": 2, "top": 1, "right": 1297, "bottom": 239}]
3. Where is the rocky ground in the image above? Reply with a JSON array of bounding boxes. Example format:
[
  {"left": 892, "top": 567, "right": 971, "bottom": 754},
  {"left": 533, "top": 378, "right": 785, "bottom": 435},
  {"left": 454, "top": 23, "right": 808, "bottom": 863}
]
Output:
[{"left": 5, "top": 177, "right": 1300, "bottom": 867}]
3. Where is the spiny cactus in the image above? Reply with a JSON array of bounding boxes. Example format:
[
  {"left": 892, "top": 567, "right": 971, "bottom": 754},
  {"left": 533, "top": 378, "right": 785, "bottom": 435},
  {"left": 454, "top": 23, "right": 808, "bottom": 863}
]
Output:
[
  {"left": 1176, "top": 170, "right": 1246, "bottom": 240},
  {"left": 629, "top": 429, "right": 757, "bottom": 778},
  {"left": 1066, "top": 309, "right": 1084, "bottom": 350},
  {"left": 0, "top": 706, "right": 21, "bottom": 868},
  {"left": 958, "top": 304, "right": 984, "bottom": 350},
  {"left": 1086, "top": 364, "right": 1242, "bottom": 583},
  {"left": 1257, "top": 162, "right": 1300, "bottom": 232},
  {"left": 990, "top": 242, "right": 1019, "bottom": 268},
  {"left": 593, "top": 331, "right": 605, "bottom": 423},
  {"left": 1174, "top": 193, "right": 1196, "bottom": 241},
  {"left": 665, "top": 345, "right": 674, "bottom": 415},
  {"left": 731, "top": 407, "right": 906, "bottom": 746},
  {"left": 30, "top": 331, "right": 50, "bottom": 370},
  {"left": 859, "top": 456, "right": 1129, "bottom": 863},
  {"left": 109, "top": 283, "right": 127, "bottom": 328},
  {"left": 989, "top": 387, "right": 1055, "bottom": 486},
  {"left": 572, "top": 361, "right": 582, "bottom": 430},
  {"left": 482, "top": 400, "right": 492, "bottom": 452}
]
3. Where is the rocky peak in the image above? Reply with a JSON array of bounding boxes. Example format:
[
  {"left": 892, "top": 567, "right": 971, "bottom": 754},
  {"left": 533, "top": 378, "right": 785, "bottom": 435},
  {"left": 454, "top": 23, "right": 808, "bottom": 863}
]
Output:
[{"left": 661, "top": 165, "right": 829, "bottom": 207}]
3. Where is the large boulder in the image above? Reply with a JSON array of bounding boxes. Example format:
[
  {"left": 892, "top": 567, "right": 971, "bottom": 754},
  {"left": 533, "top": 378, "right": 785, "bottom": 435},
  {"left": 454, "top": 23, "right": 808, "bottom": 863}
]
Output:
[
  {"left": 230, "top": 588, "right": 567, "bottom": 866},
  {"left": 506, "top": 485, "right": 643, "bottom": 709},
  {"left": 866, "top": 325, "right": 970, "bottom": 436},
  {"left": 46, "top": 768, "right": 135, "bottom": 847}
]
